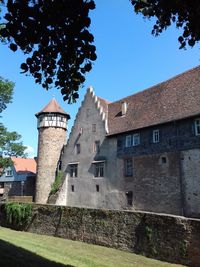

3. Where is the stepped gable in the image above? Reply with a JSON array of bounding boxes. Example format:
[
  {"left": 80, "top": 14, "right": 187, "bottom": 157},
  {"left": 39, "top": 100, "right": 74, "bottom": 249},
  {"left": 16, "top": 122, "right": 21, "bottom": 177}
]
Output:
[
  {"left": 68, "top": 86, "right": 110, "bottom": 139},
  {"left": 87, "top": 86, "right": 110, "bottom": 132},
  {"left": 107, "top": 65, "right": 200, "bottom": 136},
  {"left": 36, "top": 98, "right": 70, "bottom": 118}
]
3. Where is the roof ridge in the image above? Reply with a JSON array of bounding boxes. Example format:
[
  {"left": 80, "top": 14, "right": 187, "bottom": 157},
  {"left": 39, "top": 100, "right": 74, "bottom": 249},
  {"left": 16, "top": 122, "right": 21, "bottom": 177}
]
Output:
[
  {"left": 112, "top": 65, "right": 200, "bottom": 104},
  {"left": 108, "top": 65, "right": 200, "bottom": 135}
]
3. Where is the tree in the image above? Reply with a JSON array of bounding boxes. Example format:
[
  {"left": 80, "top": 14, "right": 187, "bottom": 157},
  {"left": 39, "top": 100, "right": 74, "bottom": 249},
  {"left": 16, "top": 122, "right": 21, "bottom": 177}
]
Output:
[
  {"left": 0, "top": 0, "right": 96, "bottom": 103},
  {"left": 0, "top": 77, "right": 13, "bottom": 113},
  {"left": 131, "top": 0, "right": 200, "bottom": 49},
  {"left": 0, "top": 1, "right": 199, "bottom": 103},
  {"left": 0, "top": 77, "right": 27, "bottom": 174}
]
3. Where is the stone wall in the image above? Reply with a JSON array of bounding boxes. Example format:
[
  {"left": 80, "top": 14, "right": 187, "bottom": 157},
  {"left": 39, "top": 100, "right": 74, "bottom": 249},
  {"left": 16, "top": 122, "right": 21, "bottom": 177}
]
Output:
[
  {"left": 181, "top": 149, "right": 200, "bottom": 218},
  {"left": 123, "top": 152, "right": 183, "bottom": 215},
  {"left": 36, "top": 127, "right": 66, "bottom": 204},
  {"left": 1, "top": 204, "right": 200, "bottom": 266}
]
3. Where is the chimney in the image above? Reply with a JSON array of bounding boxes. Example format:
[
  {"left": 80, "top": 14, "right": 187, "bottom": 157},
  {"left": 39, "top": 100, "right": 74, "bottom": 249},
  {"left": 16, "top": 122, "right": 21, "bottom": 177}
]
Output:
[{"left": 121, "top": 101, "right": 127, "bottom": 116}]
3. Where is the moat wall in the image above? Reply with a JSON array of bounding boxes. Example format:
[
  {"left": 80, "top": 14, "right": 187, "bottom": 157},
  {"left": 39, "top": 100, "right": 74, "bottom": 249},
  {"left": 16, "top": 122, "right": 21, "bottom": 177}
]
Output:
[{"left": 0, "top": 204, "right": 200, "bottom": 266}]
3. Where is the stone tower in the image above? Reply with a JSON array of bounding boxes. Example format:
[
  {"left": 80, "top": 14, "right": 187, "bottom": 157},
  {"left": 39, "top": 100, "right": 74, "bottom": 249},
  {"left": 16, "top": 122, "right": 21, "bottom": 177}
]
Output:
[{"left": 35, "top": 98, "right": 70, "bottom": 204}]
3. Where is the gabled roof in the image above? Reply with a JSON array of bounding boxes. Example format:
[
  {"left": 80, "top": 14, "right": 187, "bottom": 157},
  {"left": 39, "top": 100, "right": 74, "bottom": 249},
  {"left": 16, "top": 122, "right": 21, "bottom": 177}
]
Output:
[
  {"left": 107, "top": 66, "right": 200, "bottom": 135},
  {"left": 36, "top": 98, "right": 70, "bottom": 118},
  {"left": 11, "top": 157, "right": 37, "bottom": 174}
]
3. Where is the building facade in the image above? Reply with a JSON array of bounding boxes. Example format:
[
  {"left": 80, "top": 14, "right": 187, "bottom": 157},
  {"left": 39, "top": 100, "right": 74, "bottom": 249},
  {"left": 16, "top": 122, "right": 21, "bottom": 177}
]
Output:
[{"left": 38, "top": 66, "right": 200, "bottom": 218}]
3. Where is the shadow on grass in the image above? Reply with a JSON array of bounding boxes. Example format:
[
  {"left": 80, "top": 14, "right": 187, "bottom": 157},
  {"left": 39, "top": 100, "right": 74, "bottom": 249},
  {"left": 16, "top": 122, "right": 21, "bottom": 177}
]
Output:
[{"left": 0, "top": 239, "right": 75, "bottom": 267}]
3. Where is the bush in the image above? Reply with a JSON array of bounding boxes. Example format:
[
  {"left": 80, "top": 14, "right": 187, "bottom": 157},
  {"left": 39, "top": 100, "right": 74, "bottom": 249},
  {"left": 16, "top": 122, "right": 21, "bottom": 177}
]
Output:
[
  {"left": 4, "top": 202, "right": 32, "bottom": 229},
  {"left": 50, "top": 171, "right": 63, "bottom": 195}
]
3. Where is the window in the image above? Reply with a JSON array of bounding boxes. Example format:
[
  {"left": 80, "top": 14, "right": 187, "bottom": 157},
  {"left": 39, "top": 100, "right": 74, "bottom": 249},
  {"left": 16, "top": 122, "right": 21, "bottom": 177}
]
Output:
[
  {"left": 58, "top": 160, "right": 62, "bottom": 171},
  {"left": 94, "top": 162, "right": 104, "bottom": 177},
  {"left": 133, "top": 133, "right": 140, "bottom": 146},
  {"left": 125, "top": 135, "right": 132, "bottom": 147},
  {"left": 71, "top": 185, "right": 74, "bottom": 192},
  {"left": 153, "top": 129, "right": 160, "bottom": 143},
  {"left": 76, "top": 143, "right": 81, "bottom": 154},
  {"left": 126, "top": 191, "right": 133, "bottom": 206},
  {"left": 124, "top": 159, "right": 133, "bottom": 177},
  {"left": 195, "top": 119, "right": 200, "bottom": 136},
  {"left": 117, "top": 139, "right": 122, "bottom": 149},
  {"left": 161, "top": 156, "right": 167, "bottom": 164},
  {"left": 69, "top": 164, "right": 78, "bottom": 177},
  {"left": 86, "top": 109, "right": 90, "bottom": 117},
  {"left": 6, "top": 170, "right": 13, "bottom": 176},
  {"left": 93, "top": 140, "right": 100, "bottom": 153},
  {"left": 92, "top": 124, "right": 96, "bottom": 132},
  {"left": 96, "top": 185, "right": 99, "bottom": 192},
  {"left": 0, "top": 182, "right": 4, "bottom": 188}
]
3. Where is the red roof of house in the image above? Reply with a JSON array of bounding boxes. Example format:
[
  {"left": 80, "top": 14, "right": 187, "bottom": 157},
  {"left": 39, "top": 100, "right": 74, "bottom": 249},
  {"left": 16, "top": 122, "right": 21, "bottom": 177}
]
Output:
[
  {"left": 36, "top": 98, "right": 70, "bottom": 118},
  {"left": 107, "top": 66, "right": 200, "bottom": 135},
  {"left": 11, "top": 157, "right": 37, "bottom": 174}
]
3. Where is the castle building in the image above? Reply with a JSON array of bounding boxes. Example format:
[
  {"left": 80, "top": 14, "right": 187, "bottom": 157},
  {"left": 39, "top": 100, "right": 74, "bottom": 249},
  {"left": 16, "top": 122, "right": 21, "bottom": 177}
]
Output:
[{"left": 36, "top": 66, "right": 200, "bottom": 218}]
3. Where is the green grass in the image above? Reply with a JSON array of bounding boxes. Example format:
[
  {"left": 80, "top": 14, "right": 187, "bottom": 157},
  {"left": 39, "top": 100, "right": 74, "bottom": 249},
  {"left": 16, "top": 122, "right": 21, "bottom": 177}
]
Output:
[{"left": 0, "top": 227, "right": 186, "bottom": 267}]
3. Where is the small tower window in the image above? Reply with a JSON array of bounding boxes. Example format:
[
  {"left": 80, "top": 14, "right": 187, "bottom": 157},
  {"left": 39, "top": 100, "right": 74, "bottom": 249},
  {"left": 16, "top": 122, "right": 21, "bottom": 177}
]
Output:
[
  {"left": 96, "top": 185, "right": 99, "bottom": 192},
  {"left": 92, "top": 124, "right": 96, "bottom": 132},
  {"left": 161, "top": 156, "right": 167, "bottom": 164},
  {"left": 126, "top": 191, "right": 133, "bottom": 206},
  {"left": 71, "top": 185, "right": 74, "bottom": 192},
  {"left": 76, "top": 144, "right": 81, "bottom": 154}
]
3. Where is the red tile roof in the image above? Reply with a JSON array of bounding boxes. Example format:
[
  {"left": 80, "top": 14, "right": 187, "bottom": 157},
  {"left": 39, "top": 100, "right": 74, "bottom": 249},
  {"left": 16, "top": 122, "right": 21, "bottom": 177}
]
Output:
[
  {"left": 36, "top": 98, "right": 70, "bottom": 118},
  {"left": 107, "top": 66, "right": 200, "bottom": 135},
  {"left": 11, "top": 157, "right": 37, "bottom": 174}
]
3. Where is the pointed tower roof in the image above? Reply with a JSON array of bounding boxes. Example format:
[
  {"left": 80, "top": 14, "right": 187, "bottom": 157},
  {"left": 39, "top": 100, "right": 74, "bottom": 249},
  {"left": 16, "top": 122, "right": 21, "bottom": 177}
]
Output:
[{"left": 36, "top": 98, "right": 70, "bottom": 119}]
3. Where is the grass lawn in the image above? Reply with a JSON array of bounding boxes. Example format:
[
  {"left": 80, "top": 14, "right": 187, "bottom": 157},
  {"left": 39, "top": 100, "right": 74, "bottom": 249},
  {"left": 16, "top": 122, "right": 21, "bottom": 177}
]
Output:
[{"left": 0, "top": 227, "right": 186, "bottom": 267}]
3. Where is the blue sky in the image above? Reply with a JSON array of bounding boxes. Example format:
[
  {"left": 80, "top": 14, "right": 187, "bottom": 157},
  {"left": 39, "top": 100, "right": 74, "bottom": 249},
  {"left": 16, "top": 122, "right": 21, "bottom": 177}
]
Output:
[{"left": 0, "top": 0, "right": 200, "bottom": 157}]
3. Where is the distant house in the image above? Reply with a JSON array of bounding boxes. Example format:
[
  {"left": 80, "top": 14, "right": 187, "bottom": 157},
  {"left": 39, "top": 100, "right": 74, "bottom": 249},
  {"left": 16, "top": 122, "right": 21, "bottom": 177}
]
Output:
[{"left": 0, "top": 157, "right": 36, "bottom": 201}]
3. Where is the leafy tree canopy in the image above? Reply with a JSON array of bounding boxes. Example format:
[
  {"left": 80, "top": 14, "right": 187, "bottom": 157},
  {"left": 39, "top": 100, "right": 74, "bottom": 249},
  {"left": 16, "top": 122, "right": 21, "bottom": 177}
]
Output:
[
  {"left": 0, "top": 1, "right": 199, "bottom": 103},
  {"left": 0, "top": 0, "right": 96, "bottom": 103},
  {"left": 0, "top": 77, "right": 27, "bottom": 173},
  {"left": 131, "top": 0, "right": 200, "bottom": 49},
  {"left": 0, "top": 77, "right": 13, "bottom": 113}
]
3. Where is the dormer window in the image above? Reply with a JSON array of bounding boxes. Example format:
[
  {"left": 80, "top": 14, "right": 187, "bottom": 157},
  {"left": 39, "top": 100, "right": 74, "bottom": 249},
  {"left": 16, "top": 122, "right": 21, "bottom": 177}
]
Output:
[
  {"left": 121, "top": 102, "right": 127, "bottom": 116},
  {"left": 195, "top": 119, "right": 200, "bottom": 136}
]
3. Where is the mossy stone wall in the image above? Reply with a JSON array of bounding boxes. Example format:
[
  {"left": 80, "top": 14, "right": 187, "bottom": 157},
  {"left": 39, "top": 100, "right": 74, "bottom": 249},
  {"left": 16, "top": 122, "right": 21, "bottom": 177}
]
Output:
[{"left": 1, "top": 204, "right": 200, "bottom": 266}]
